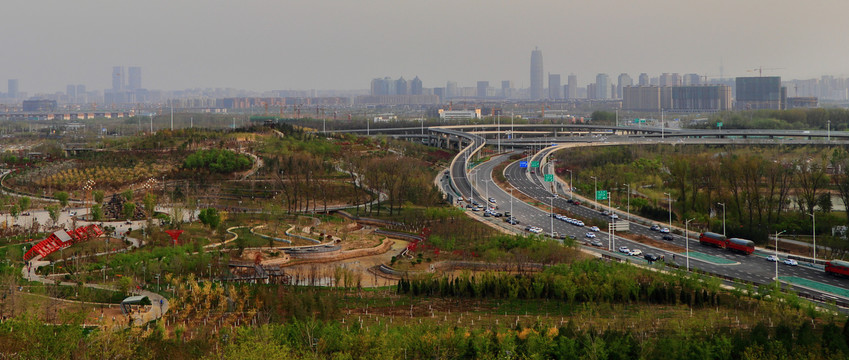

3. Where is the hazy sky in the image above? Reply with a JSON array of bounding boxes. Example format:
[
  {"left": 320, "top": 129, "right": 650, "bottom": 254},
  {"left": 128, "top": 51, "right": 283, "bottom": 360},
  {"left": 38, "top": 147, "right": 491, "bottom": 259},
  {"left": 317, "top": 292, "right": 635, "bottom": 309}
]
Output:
[{"left": 3, "top": 0, "right": 849, "bottom": 93}]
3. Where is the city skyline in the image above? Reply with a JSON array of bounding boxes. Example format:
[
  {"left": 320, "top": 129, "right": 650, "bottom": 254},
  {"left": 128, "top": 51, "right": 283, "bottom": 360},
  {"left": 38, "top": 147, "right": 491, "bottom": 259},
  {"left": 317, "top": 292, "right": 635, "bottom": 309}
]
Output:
[{"left": 1, "top": 1, "right": 848, "bottom": 94}]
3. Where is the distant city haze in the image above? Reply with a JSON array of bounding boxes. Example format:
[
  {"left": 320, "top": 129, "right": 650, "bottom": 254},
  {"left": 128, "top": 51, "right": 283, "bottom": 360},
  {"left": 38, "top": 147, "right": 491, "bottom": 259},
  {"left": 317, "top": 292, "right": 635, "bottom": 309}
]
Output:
[{"left": 3, "top": 0, "right": 848, "bottom": 93}]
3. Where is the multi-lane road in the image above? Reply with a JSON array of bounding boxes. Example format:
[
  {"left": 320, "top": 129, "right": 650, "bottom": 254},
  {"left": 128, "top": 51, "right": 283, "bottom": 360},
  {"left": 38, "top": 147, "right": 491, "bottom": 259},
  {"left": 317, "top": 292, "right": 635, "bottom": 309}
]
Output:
[{"left": 455, "top": 140, "right": 849, "bottom": 303}]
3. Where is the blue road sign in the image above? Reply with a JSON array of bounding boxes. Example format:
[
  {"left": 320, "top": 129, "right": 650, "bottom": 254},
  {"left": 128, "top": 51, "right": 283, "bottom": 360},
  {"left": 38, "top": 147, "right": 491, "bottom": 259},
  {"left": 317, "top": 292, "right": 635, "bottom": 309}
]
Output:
[{"left": 520, "top": 161, "right": 528, "bottom": 168}]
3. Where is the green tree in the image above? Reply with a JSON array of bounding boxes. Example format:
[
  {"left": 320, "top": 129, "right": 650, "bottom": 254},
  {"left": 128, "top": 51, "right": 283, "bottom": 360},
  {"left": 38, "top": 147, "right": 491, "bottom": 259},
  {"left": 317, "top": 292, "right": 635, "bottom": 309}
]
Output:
[
  {"left": 46, "top": 205, "right": 60, "bottom": 227},
  {"left": 90, "top": 204, "right": 103, "bottom": 222},
  {"left": 122, "top": 190, "right": 134, "bottom": 202},
  {"left": 93, "top": 190, "right": 105, "bottom": 204},
  {"left": 198, "top": 208, "right": 221, "bottom": 230},
  {"left": 143, "top": 193, "right": 158, "bottom": 219},
  {"left": 18, "top": 197, "right": 30, "bottom": 213},
  {"left": 123, "top": 202, "right": 136, "bottom": 220},
  {"left": 53, "top": 191, "right": 69, "bottom": 208}
]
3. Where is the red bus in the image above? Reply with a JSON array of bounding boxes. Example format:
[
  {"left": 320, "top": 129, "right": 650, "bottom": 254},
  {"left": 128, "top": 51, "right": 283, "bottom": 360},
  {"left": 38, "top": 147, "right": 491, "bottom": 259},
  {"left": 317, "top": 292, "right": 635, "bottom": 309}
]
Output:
[
  {"left": 825, "top": 260, "right": 849, "bottom": 276},
  {"left": 699, "top": 232, "right": 727, "bottom": 248},
  {"left": 726, "top": 238, "right": 755, "bottom": 255}
]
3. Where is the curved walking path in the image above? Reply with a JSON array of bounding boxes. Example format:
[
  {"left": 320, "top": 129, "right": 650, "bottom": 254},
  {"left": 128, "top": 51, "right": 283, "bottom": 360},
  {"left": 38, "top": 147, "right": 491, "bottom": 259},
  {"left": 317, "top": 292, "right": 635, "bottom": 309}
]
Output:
[{"left": 20, "top": 236, "right": 169, "bottom": 328}]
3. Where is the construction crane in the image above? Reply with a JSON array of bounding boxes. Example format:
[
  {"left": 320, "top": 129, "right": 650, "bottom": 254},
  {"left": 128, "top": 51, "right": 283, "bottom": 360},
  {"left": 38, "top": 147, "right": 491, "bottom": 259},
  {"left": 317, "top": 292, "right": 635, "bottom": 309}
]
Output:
[{"left": 747, "top": 66, "right": 784, "bottom": 77}]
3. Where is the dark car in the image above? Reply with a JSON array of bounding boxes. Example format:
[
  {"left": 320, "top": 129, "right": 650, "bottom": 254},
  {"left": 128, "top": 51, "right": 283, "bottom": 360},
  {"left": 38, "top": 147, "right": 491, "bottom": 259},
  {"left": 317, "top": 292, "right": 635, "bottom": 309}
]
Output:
[
  {"left": 506, "top": 217, "right": 519, "bottom": 225},
  {"left": 662, "top": 234, "right": 674, "bottom": 241},
  {"left": 644, "top": 254, "right": 661, "bottom": 262},
  {"left": 650, "top": 225, "right": 661, "bottom": 231}
]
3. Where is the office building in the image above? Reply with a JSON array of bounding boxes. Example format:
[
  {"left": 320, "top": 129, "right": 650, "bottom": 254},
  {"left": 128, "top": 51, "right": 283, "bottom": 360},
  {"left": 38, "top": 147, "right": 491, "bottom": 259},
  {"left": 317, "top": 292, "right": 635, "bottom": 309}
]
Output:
[
  {"left": 446, "top": 81, "right": 458, "bottom": 99},
  {"left": 7, "top": 79, "right": 18, "bottom": 98},
  {"left": 587, "top": 83, "right": 597, "bottom": 100},
  {"left": 595, "top": 73, "right": 610, "bottom": 99},
  {"left": 66, "top": 85, "right": 76, "bottom": 102},
  {"left": 736, "top": 76, "right": 784, "bottom": 110},
  {"left": 112, "top": 66, "right": 124, "bottom": 91},
  {"left": 638, "top": 73, "right": 649, "bottom": 86},
  {"left": 617, "top": 73, "right": 633, "bottom": 99},
  {"left": 548, "top": 74, "right": 561, "bottom": 99},
  {"left": 530, "top": 48, "right": 544, "bottom": 100},
  {"left": 477, "top": 81, "right": 489, "bottom": 98},
  {"left": 128, "top": 67, "right": 142, "bottom": 90},
  {"left": 567, "top": 75, "right": 577, "bottom": 99},
  {"left": 410, "top": 76, "right": 423, "bottom": 95},
  {"left": 659, "top": 73, "right": 682, "bottom": 87},
  {"left": 23, "top": 99, "right": 56, "bottom": 112}
]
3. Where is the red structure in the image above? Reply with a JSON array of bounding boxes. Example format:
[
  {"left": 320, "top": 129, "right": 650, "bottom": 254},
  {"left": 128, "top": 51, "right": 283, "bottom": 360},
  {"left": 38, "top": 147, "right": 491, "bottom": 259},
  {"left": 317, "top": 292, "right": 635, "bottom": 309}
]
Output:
[
  {"left": 698, "top": 232, "right": 727, "bottom": 248},
  {"left": 24, "top": 224, "right": 104, "bottom": 261},
  {"left": 826, "top": 260, "right": 849, "bottom": 276},
  {"left": 165, "top": 230, "right": 184, "bottom": 245},
  {"left": 726, "top": 238, "right": 755, "bottom": 255}
]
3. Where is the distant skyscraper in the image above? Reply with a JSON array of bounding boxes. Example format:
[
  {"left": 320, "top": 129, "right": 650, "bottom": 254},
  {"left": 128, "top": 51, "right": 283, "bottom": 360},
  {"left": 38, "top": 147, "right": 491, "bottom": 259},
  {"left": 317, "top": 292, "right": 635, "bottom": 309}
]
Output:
[
  {"left": 76, "top": 85, "right": 86, "bottom": 97},
  {"left": 410, "top": 76, "right": 423, "bottom": 95},
  {"left": 638, "top": 73, "right": 649, "bottom": 86},
  {"left": 446, "top": 81, "right": 458, "bottom": 98},
  {"left": 7, "top": 79, "right": 18, "bottom": 98},
  {"left": 67, "top": 85, "right": 76, "bottom": 102},
  {"left": 736, "top": 76, "right": 784, "bottom": 110},
  {"left": 477, "top": 81, "right": 489, "bottom": 98},
  {"left": 567, "top": 75, "right": 577, "bottom": 99},
  {"left": 683, "top": 73, "right": 700, "bottom": 86},
  {"left": 128, "top": 66, "right": 142, "bottom": 90},
  {"left": 595, "top": 73, "right": 610, "bottom": 99},
  {"left": 395, "top": 77, "right": 408, "bottom": 95},
  {"left": 530, "top": 48, "right": 544, "bottom": 100},
  {"left": 548, "top": 74, "right": 561, "bottom": 99},
  {"left": 112, "top": 66, "right": 124, "bottom": 91},
  {"left": 659, "top": 73, "right": 674, "bottom": 87},
  {"left": 617, "top": 73, "right": 633, "bottom": 99},
  {"left": 501, "top": 80, "right": 514, "bottom": 98}
]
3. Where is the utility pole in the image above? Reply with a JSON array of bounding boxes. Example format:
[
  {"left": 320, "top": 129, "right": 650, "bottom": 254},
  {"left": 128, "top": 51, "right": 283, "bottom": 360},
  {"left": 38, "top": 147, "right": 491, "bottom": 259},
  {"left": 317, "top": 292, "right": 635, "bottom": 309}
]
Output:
[
  {"left": 623, "top": 183, "right": 631, "bottom": 221},
  {"left": 718, "top": 202, "right": 726, "bottom": 236},
  {"left": 664, "top": 192, "right": 672, "bottom": 228},
  {"left": 775, "top": 230, "right": 787, "bottom": 282},
  {"left": 685, "top": 218, "right": 695, "bottom": 271}
]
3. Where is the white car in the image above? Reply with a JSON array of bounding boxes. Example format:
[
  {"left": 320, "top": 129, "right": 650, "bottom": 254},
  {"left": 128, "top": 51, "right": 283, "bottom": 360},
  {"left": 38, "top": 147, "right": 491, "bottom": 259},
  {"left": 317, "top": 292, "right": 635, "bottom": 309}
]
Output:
[
  {"left": 784, "top": 259, "right": 798, "bottom": 266},
  {"left": 629, "top": 249, "right": 642, "bottom": 256},
  {"left": 575, "top": 221, "right": 585, "bottom": 227},
  {"left": 488, "top": 197, "right": 496, "bottom": 203},
  {"left": 589, "top": 226, "right": 600, "bottom": 232},
  {"left": 609, "top": 214, "right": 619, "bottom": 220},
  {"left": 618, "top": 246, "right": 630, "bottom": 254},
  {"left": 585, "top": 232, "right": 596, "bottom": 238},
  {"left": 766, "top": 255, "right": 780, "bottom": 262},
  {"left": 659, "top": 227, "right": 670, "bottom": 233}
]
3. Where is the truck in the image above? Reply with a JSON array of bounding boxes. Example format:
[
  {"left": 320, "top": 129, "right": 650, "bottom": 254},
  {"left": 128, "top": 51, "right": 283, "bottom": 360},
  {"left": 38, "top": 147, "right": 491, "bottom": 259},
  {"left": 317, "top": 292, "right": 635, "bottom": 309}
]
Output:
[{"left": 699, "top": 232, "right": 727, "bottom": 248}]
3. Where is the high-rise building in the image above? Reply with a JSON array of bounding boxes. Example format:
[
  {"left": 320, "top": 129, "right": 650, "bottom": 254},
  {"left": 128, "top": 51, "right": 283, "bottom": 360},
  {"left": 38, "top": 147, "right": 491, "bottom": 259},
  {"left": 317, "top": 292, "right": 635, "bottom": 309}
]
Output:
[
  {"left": 128, "top": 66, "right": 142, "bottom": 90},
  {"left": 567, "top": 75, "right": 577, "bottom": 99},
  {"left": 595, "top": 73, "right": 610, "bottom": 99},
  {"left": 395, "top": 77, "right": 408, "bottom": 95},
  {"left": 7, "top": 79, "right": 18, "bottom": 98},
  {"left": 477, "top": 81, "right": 489, "bottom": 98},
  {"left": 112, "top": 66, "right": 124, "bottom": 91},
  {"left": 530, "top": 48, "right": 544, "bottom": 100},
  {"left": 410, "top": 76, "right": 423, "bottom": 95},
  {"left": 66, "top": 85, "right": 76, "bottom": 102},
  {"left": 617, "top": 73, "right": 633, "bottom": 99},
  {"left": 446, "top": 81, "right": 458, "bottom": 99},
  {"left": 623, "top": 85, "right": 731, "bottom": 112},
  {"left": 683, "top": 73, "right": 700, "bottom": 86},
  {"left": 501, "top": 80, "right": 514, "bottom": 98},
  {"left": 548, "top": 74, "right": 561, "bottom": 99},
  {"left": 638, "top": 73, "right": 649, "bottom": 86},
  {"left": 736, "top": 76, "right": 784, "bottom": 110},
  {"left": 586, "top": 83, "right": 597, "bottom": 100}
]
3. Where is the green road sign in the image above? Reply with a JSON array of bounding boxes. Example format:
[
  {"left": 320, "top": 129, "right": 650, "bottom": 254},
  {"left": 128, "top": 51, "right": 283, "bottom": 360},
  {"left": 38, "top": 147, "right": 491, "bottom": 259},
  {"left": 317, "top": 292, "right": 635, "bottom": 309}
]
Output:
[
  {"left": 544, "top": 174, "right": 554, "bottom": 182},
  {"left": 530, "top": 161, "right": 540, "bottom": 168},
  {"left": 717, "top": 121, "right": 723, "bottom": 128},
  {"left": 595, "top": 190, "right": 608, "bottom": 200}
]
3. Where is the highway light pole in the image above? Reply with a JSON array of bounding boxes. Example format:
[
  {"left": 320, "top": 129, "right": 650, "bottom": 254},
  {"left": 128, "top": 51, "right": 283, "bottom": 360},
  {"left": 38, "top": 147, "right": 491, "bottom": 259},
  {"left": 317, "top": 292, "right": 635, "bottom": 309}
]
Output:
[
  {"left": 827, "top": 120, "right": 831, "bottom": 141},
  {"left": 497, "top": 111, "right": 501, "bottom": 153},
  {"left": 566, "top": 169, "right": 573, "bottom": 200},
  {"left": 590, "top": 176, "right": 598, "bottom": 209},
  {"left": 663, "top": 192, "right": 672, "bottom": 228},
  {"left": 808, "top": 212, "right": 816, "bottom": 264},
  {"left": 623, "top": 183, "right": 631, "bottom": 221},
  {"left": 661, "top": 108, "right": 665, "bottom": 139},
  {"left": 685, "top": 218, "right": 695, "bottom": 271},
  {"left": 549, "top": 196, "right": 555, "bottom": 238},
  {"left": 775, "top": 230, "right": 787, "bottom": 282},
  {"left": 718, "top": 202, "right": 726, "bottom": 236}
]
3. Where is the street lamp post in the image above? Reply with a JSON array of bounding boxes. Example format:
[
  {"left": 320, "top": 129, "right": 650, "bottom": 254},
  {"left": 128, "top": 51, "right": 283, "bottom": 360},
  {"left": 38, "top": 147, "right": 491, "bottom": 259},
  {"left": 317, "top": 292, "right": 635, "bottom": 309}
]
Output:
[
  {"left": 509, "top": 188, "right": 514, "bottom": 217},
  {"left": 685, "top": 218, "right": 695, "bottom": 271},
  {"left": 808, "top": 212, "right": 816, "bottom": 264},
  {"left": 663, "top": 192, "right": 672, "bottom": 228},
  {"left": 718, "top": 202, "right": 726, "bottom": 236},
  {"left": 827, "top": 120, "right": 831, "bottom": 141},
  {"left": 775, "top": 230, "right": 787, "bottom": 282},
  {"left": 590, "top": 176, "right": 598, "bottom": 209},
  {"left": 623, "top": 183, "right": 631, "bottom": 221},
  {"left": 549, "top": 196, "right": 555, "bottom": 238},
  {"left": 566, "top": 169, "right": 573, "bottom": 200}
]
